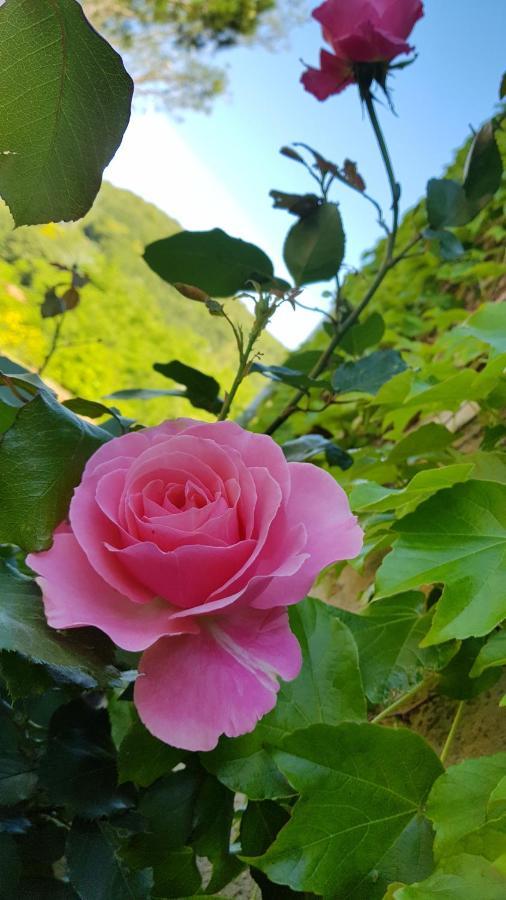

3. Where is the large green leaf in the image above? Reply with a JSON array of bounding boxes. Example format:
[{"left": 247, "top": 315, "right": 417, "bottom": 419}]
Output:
[
  {"left": 283, "top": 202, "right": 345, "bottom": 286},
  {"left": 331, "top": 350, "right": 407, "bottom": 395},
  {"left": 387, "top": 424, "right": 454, "bottom": 464},
  {"left": 118, "top": 718, "right": 183, "bottom": 788},
  {"left": 203, "top": 598, "right": 366, "bottom": 799},
  {"left": 351, "top": 464, "right": 473, "bottom": 515},
  {"left": 249, "top": 723, "right": 443, "bottom": 897},
  {"left": 392, "top": 854, "right": 506, "bottom": 899},
  {"left": 0, "top": 0, "right": 133, "bottom": 226},
  {"left": 67, "top": 821, "right": 152, "bottom": 900},
  {"left": 460, "top": 303, "right": 506, "bottom": 357},
  {"left": 463, "top": 120, "right": 503, "bottom": 210},
  {"left": 427, "top": 753, "right": 506, "bottom": 862},
  {"left": 153, "top": 359, "right": 223, "bottom": 414},
  {"left": 335, "top": 592, "right": 454, "bottom": 704},
  {"left": 144, "top": 228, "right": 275, "bottom": 296},
  {"left": 438, "top": 638, "right": 502, "bottom": 700},
  {"left": 0, "top": 392, "right": 108, "bottom": 551},
  {"left": 470, "top": 630, "right": 506, "bottom": 678},
  {"left": 39, "top": 699, "right": 132, "bottom": 818},
  {"left": 376, "top": 481, "right": 506, "bottom": 645},
  {"left": 0, "top": 565, "right": 116, "bottom": 687},
  {"left": 340, "top": 312, "right": 385, "bottom": 356},
  {"left": 426, "top": 178, "right": 472, "bottom": 229},
  {"left": 0, "top": 705, "right": 38, "bottom": 806}
]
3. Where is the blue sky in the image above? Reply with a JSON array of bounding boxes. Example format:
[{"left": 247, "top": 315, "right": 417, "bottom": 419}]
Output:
[{"left": 107, "top": 0, "right": 506, "bottom": 347}]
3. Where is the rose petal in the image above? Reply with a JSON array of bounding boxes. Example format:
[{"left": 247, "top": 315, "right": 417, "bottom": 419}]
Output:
[
  {"left": 252, "top": 462, "right": 363, "bottom": 609},
  {"left": 134, "top": 607, "right": 302, "bottom": 751},
  {"left": 27, "top": 531, "right": 192, "bottom": 651},
  {"left": 301, "top": 50, "right": 354, "bottom": 100}
]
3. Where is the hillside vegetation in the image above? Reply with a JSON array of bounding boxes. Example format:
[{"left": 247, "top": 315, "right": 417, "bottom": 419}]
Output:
[
  {"left": 251, "top": 132, "right": 506, "bottom": 441},
  {"left": 0, "top": 183, "right": 283, "bottom": 425}
]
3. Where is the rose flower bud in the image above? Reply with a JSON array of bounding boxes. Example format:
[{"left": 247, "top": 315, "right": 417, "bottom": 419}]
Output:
[
  {"left": 27, "top": 419, "right": 362, "bottom": 752},
  {"left": 302, "top": 0, "right": 424, "bottom": 101}
]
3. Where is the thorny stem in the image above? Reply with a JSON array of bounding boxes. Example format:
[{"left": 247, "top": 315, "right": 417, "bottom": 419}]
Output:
[
  {"left": 265, "top": 91, "right": 412, "bottom": 437},
  {"left": 218, "top": 303, "right": 272, "bottom": 421},
  {"left": 440, "top": 700, "right": 466, "bottom": 765}
]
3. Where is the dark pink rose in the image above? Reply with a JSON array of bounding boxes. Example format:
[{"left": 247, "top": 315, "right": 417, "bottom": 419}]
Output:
[
  {"left": 27, "top": 419, "right": 362, "bottom": 751},
  {"left": 302, "top": 0, "right": 424, "bottom": 100}
]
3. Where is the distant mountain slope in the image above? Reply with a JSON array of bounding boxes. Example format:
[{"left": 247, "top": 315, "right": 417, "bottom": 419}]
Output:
[{"left": 0, "top": 183, "right": 283, "bottom": 424}]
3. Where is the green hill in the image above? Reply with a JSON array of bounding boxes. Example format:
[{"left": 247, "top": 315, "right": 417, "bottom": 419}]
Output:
[{"left": 0, "top": 183, "right": 283, "bottom": 424}]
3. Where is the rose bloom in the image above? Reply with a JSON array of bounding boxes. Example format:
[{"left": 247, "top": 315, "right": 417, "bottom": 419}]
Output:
[
  {"left": 28, "top": 419, "right": 362, "bottom": 751},
  {"left": 302, "top": 0, "right": 424, "bottom": 100}
]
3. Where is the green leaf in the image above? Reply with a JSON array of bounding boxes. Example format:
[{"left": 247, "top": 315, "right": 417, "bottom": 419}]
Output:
[
  {"left": 67, "top": 821, "right": 152, "bottom": 900},
  {"left": 351, "top": 464, "right": 473, "bottom": 515},
  {"left": 249, "top": 362, "right": 329, "bottom": 391},
  {"left": 151, "top": 847, "right": 201, "bottom": 898},
  {"left": 137, "top": 768, "right": 203, "bottom": 852},
  {"left": 0, "top": 0, "right": 133, "bottom": 226},
  {"left": 144, "top": 227, "right": 274, "bottom": 296},
  {"left": 283, "top": 202, "right": 345, "bottom": 286},
  {"left": 118, "top": 718, "right": 183, "bottom": 788},
  {"left": 470, "top": 630, "right": 506, "bottom": 678},
  {"left": 0, "top": 565, "right": 116, "bottom": 687},
  {"left": 460, "top": 303, "right": 506, "bottom": 357},
  {"left": 203, "top": 598, "right": 366, "bottom": 799},
  {"left": 282, "top": 434, "right": 353, "bottom": 470},
  {"left": 0, "top": 834, "right": 21, "bottom": 899},
  {"left": 427, "top": 753, "right": 506, "bottom": 861},
  {"left": 106, "top": 388, "right": 185, "bottom": 401},
  {"left": 424, "top": 229, "right": 465, "bottom": 261},
  {"left": 426, "top": 179, "right": 472, "bottom": 229},
  {"left": 438, "top": 638, "right": 502, "bottom": 700},
  {"left": 62, "top": 398, "right": 118, "bottom": 420},
  {"left": 335, "top": 592, "right": 455, "bottom": 704},
  {"left": 392, "top": 854, "right": 506, "bottom": 899},
  {"left": 387, "top": 424, "right": 454, "bottom": 464},
  {"left": 0, "top": 705, "right": 38, "bottom": 806},
  {"left": 153, "top": 359, "right": 222, "bottom": 414},
  {"left": 191, "top": 773, "right": 242, "bottom": 893},
  {"left": 249, "top": 723, "right": 443, "bottom": 897},
  {"left": 331, "top": 350, "right": 407, "bottom": 395},
  {"left": 501, "top": 72, "right": 506, "bottom": 99},
  {"left": 39, "top": 699, "right": 132, "bottom": 818},
  {"left": 340, "top": 311, "right": 386, "bottom": 356},
  {"left": 0, "top": 392, "right": 108, "bottom": 551},
  {"left": 376, "top": 481, "right": 506, "bottom": 645},
  {"left": 240, "top": 802, "right": 301, "bottom": 900},
  {"left": 463, "top": 120, "right": 503, "bottom": 210}
]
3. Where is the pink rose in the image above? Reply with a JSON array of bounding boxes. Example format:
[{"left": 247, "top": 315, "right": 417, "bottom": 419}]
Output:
[
  {"left": 27, "top": 419, "right": 362, "bottom": 751},
  {"left": 302, "top": 0, "right": 423, "bottom": 100}
]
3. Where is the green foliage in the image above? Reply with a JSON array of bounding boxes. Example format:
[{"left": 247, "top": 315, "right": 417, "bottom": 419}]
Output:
[
  {"left": 283, "top": 202, "right": 345, "bottom": 286},
  {"left": 335, "top": 592, "right": 454, "bottom": 705},
  {"left": 203, "top": 598, "right": 365, "bottom": 800},
  {"left": 376, "top": 481, "right": 506, "bottom": 645},
  {"left": 0, "top": 183, "right": 282, "bottom": 424},
  {"left": 0, "top": 0, "right": 133, "bottom": 226},
  {"left": 144, "top": 227, "right": 275, "bottom": 296},
  {"left": 331, "top": 348, "right": 407, "bottom": 394},
  {"left": 427, "top": 753, "right": 506, "bottom": 861},
  {"left": 0, "top": 391, "right": 108, "bottom": 551},
  {"left": 249, "top": 723, "right": 442, "bottom": 897}
]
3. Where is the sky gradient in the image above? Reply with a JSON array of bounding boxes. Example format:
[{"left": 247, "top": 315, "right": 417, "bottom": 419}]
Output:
[{"left": 107, "top": 0, "right": 505, "bottom": 347}]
